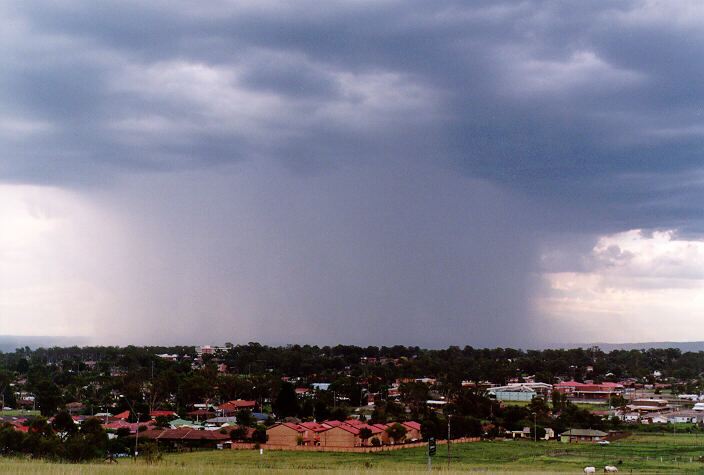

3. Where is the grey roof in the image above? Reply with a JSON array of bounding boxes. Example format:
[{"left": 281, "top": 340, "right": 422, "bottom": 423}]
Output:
[
  {"left": 560, "top": 429, "right": 608, "bottom": 437},
  {"left": 206, "top": 416, "right": 238, "bottom": 423}
]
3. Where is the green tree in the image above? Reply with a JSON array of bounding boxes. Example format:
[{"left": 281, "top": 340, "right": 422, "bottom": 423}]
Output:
[
  {"left": 251, "top": 424, "right": 268, "bottom": 444},
  {"left": 273, "top": 382, "right": 299, "bottom": 418},
  {"left": 527, "top": 396, "right": 550, "bottom": 416},
  {"left": 385, "top": 423, "right": 408, "bottom": 444},
  {"left": 52, "top": 410, "right": 77, "bottom": 441},
  {"left": 359, "top": 427, "right": 373, "bottom": 445},
  {"left": 34, "top": 379, "right": 62, "bottom": 417},
  {"left": 154, "top": 415, "right": 171, "bottom": 428},
  {"left": 230, "top": 426, "right": 248, "bottom": 441},
  {"left": 236, "top": 409, "right": 255, "bottom": 427}
]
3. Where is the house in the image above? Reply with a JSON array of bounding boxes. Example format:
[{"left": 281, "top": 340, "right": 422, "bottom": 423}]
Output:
[
  {"left": 170, "top": 418, "right": 202, "bottom": 429},
  {"left": 266, "top": 422, "right": 310, "bottom": 446},
  {"left": 627, "top": 399, "right": 668, "bottom": 413},
  {"left": 196, "top": 345, "right": 229, "bottom": 355},
  {"left": 372, "top": 423, "right": 391, "bottom": 444},
  {"left": 555, "top": 381, "right": 623, "bottom": 400},
  {"left": 319, "top": 424, "right": 361, "bottom": 447},
  {"left": 187, "top": 409, "right": 215, "bottom": 421},
  {"left": 488, "top": 382, "right": 553, "bottom": 401},
  {"left": 136, "top": 427, "right": 230, "bottom": 449},
  {"left": 560, "top": 429, "right": 608, "bottom": 443},
  {"left": 65, "top": 402, "right": 84, "bottom": 415},
  {"left": 337, "top": 420, "right": 384, "bottom": 445},
  {"left": 102, "top": 419, "right": 155, "bottom": 433},
  {"left": 113, "top": 410, "right": 130, "bottom": 420},
  {"left": 620, "top": 412, "right": 640, "bottom": 423},
  {"left": 218, "top": 399, "right": 257, "bottom": 416},
  {"left": 664, "top": 411, "right": 701, "bottom": 424},
  {"left": 150, "top": 410, "right": 176, "bottom": 419},
  {"left": 402, "top": 421, "right": 422, "bottom": 441}
]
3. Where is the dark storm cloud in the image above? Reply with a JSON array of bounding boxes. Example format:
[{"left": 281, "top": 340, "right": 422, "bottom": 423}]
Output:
[
  {"left": 3, "top": 1, "right": 703, "bottom": 229},
  {"left": 3, "top": 1, "right": 704, "bottom": 346}
]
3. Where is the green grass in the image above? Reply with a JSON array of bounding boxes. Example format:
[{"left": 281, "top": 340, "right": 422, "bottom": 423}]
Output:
[
  {"left": 3, "top": 437, "right": 704, "bottom": 473},
  {"left": 502, "top": 400, "right": 608, "bottom": 411},
  {"left": 0, "top": 409, "right": 40, "bottom": 417}
]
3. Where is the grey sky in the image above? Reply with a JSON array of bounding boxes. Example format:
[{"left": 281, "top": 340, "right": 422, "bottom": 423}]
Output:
[{"left": 2, "top": 1, "right": 704, "bottom": 347}]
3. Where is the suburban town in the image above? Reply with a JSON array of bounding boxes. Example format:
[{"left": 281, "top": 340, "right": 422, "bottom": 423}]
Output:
[{"left": 1, "top": 343, "right": 704, "bottom": 471}]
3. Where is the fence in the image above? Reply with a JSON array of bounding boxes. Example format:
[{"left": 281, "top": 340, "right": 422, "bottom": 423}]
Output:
[{"left": 230, "top": 437, "right": 480, "bottom": 452}]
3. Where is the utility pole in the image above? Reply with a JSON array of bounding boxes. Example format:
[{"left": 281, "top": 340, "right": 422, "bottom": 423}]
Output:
[
  {"left": 533, "top": 412, "right": 537, "bottom": 442},
  {"left": 134, "top": 413, "right": 140, "bottom": 462},
  {"left": 447, "top": 414, "right": 451, "bottom": 470}
]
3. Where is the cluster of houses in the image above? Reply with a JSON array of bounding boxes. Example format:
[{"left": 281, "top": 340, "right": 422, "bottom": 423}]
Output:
[
  {"left": 1, "top": 401, "right": 424, "bottom": 452},
  {"left": 266, "top": 419, "right": 421, "bottom": 448},
  {"left": 616, "top": 398, "right": 704, "bottom": 424},
  {"left": 486, "top": 381, "right": 625, "bottom": 402}
]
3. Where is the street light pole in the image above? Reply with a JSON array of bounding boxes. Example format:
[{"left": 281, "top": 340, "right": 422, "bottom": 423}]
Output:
[
  {"left": 533, "top": 412, "right": 537, "bottom": 442},
  {"left": 134, "top": 413, "right": 140, "bottom": 462},
  {"left": 447, "top": 414, "right": 451, "bottom": 470}
]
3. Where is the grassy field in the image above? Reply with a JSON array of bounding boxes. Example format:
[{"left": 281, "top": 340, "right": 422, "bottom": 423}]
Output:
[
  {"left": 0, "top": 409, "right": 40, "bottom": 417},
  {"left": 2, "top": 435, "right": 704, "bottom": 473},
  {"left": 501, "top": 400, "right": 608, "bottom": 411}
]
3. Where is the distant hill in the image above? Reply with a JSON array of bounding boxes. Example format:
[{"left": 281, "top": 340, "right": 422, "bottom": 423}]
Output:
[
  {"left": 0, "top": 335, "right": 88, "bottom": 353},
  {"left": 2, "top": 336, "right": 704, "bottom": 354},
  {"left": 548, "top": 341, "right": 704, "bottom": 352}
]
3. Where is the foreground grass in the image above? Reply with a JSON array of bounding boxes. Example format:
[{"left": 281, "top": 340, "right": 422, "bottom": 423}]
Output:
[{"left": 3, "top": 436, "right": 704, "bottom": 473}]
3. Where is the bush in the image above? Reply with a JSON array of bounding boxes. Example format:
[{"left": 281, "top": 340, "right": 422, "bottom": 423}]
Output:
[
  {"left": 138, "top": 440, "right": 162, "bottom": 464},
  {"left": 252, "top": 424, "right": 268, "bottom": 444},
  {"left": 371, "top": 437, "right": 381, "bottom": 447},
  {"left": 230, "top": 426, "right": 248, "bottom": 441}
]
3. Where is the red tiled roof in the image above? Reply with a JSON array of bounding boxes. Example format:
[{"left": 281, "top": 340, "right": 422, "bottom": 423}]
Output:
[
  {"left": 555, "top": 381, "right": 584, "bottom": 387},
  {"left": 335, "top": 423, "right": 360, "bottom": 435},
  {"left": 344, "top": 419, "right": 365, "bottom": 427},
  {"left": 281, "top": 422, "right": 306, "bottom": 432},
  {"left": 150, "top": 411, "right": 176, "bottom": 417},
  {"left": 356, "top": 423, "right": 383, "bottom": 434},
  {"left": 403, "top": 421, "right": 421, "bottom": 431},
  {"left": 114, "top": 410, "right": 130, "bottom": 419},
  {"left": 299, "top": 421, "right": 327, "bottom": 432},
  {"left": 219, "top": 400, "right": 256, "bottom": 411},
  {"left": 322, "top": 420, "right": 343, "bottom": 427}
]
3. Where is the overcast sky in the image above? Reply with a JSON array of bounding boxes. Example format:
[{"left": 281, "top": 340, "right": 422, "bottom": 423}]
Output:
[{"left": 2, "top": 1, "right": 704, "bottom": 348}]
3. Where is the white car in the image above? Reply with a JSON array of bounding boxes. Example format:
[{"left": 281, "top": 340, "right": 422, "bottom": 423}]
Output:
[{"left": 597, "top": 440, "right": 610, "bottom": 445}]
